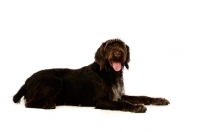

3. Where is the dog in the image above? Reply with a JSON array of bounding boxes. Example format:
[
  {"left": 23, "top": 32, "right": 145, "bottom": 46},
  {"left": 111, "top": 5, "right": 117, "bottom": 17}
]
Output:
[{"left": 13, "top": 39, "right": 169, "bottom": 113}]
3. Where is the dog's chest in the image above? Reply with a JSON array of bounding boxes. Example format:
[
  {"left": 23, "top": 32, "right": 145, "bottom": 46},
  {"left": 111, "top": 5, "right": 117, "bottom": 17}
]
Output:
[{"left": 111, "top": 78, "right": 124, "bottom": 101}]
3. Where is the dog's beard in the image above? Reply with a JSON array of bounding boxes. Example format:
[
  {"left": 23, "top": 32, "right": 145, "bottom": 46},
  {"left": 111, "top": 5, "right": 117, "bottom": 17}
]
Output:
[{"left": 109, "top": 61, "right": 122, "bottom": 71}]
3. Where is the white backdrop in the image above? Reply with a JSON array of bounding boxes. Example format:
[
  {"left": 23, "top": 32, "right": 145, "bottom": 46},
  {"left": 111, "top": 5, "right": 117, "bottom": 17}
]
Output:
[{"left": 0, "top": 0, "right": 200, "bottom": 132}]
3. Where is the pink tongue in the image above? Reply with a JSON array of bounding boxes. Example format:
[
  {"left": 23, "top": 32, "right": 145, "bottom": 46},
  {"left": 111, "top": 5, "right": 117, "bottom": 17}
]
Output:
[{"left": 112, "top": 62, "right": 121, "bottom": 71}]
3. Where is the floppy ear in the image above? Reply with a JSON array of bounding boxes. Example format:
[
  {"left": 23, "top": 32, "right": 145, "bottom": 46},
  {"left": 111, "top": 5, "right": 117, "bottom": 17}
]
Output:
[
  {"left": 95, "top": 43, "right": 106, "bottom": 70},
  {"left": 125, "top": 45, "right": 130, "bottom": 69}
]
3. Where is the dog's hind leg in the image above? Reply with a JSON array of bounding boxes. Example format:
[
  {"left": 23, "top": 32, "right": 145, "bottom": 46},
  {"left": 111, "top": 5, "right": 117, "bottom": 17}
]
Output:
[{"left": 25, "top": 76, "right": 63, "bottom": 109}]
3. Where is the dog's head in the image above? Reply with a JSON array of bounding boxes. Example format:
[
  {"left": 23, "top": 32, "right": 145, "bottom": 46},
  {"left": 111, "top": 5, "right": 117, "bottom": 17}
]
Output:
[{"left": 95, "top": 39, "right": 130, "bottom": 71}]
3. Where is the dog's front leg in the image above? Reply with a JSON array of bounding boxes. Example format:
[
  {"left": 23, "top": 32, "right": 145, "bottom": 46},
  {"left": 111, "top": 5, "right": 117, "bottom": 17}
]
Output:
[
  {"left": 121, "top": 95, "right": 170, "bottom": 105},
  {"left": 95, "top": 99, "right": 147, "bottom": 113}
]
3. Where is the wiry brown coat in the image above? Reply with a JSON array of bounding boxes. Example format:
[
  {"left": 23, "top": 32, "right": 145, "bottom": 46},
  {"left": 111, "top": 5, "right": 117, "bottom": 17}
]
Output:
[{"left": 13, "top": 39, "right": 169, "bottom": 113}]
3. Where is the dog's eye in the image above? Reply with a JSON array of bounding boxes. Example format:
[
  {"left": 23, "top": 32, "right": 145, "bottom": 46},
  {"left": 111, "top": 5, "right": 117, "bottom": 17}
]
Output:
[
  {"left": 105, "top": 45, "right": 112, "bottom": 49},
  {"left": 104, "top": 45, "right": 112, "bottom": 52},
  {"left": 107, "top": 45, "right": 112, "bottom": 48}
]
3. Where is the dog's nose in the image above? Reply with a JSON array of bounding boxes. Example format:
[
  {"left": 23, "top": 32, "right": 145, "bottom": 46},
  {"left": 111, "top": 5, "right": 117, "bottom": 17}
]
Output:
[{"left": 114, "top": 51, "right": 121, "bottom": 57}]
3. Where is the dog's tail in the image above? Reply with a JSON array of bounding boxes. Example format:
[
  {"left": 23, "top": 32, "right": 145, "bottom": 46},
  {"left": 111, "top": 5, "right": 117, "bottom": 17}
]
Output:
[{"left": 13, "top": 84, "right": 26, "bottom": 103}]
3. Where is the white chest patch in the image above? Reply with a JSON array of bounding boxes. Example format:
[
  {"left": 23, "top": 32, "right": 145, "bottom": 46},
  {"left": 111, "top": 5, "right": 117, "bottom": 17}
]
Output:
[{"left": 112, "top": 79, "right": 125, "bottom": 101}]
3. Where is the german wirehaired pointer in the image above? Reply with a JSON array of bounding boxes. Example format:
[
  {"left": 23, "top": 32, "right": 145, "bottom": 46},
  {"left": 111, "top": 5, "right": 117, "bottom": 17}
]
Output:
[{"left": 13, "top": 39, "right": 169, "bottom": 113}]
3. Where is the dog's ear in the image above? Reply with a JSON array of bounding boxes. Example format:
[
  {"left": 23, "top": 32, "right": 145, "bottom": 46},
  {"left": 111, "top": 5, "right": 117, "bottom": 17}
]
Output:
[
  {"left": 95, "top": 43, "right": 106, "bottom": 70},
  {"left": 125, "top": 45, "right": 130, "bottom": 69}
]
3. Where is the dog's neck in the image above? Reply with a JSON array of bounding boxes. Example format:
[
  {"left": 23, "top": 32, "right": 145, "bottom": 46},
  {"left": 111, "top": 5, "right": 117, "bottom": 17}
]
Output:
[
  {"left": 92, "top": 62, "right": 125, "bottom": 101},
  {"left": 111, "top": 77, "right": 125, "bottom": 101}
]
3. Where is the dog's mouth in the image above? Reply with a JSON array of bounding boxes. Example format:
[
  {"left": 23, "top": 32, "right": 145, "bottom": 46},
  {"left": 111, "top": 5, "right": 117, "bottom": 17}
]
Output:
[{"left": 109, "top": 61, "right": 122, "bottom": 72}]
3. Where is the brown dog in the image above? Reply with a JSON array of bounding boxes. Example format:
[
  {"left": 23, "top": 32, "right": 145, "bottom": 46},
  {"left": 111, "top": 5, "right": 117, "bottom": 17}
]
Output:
[{"left": 13, "top": 39, "right": 169, "bottom": 113}]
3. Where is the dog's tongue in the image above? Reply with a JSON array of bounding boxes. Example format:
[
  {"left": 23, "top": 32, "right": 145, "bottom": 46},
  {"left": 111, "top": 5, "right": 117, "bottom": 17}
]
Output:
[{"left": 112, "top": 62, "right": 121, "bottom": 71}]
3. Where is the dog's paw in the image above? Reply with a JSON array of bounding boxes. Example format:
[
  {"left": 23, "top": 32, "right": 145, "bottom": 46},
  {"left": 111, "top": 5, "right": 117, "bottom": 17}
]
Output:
[
  {"left": 125, "top": 104, "right": 147, "bottom": 113},
  {"left": 152, "top": 98, "right": 170, "bottom": 105}
]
